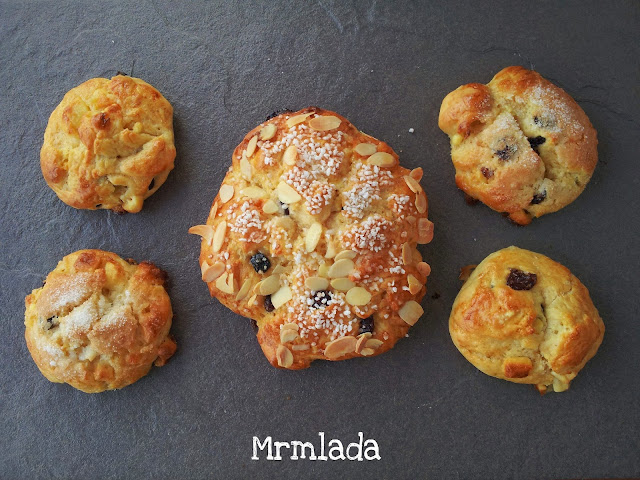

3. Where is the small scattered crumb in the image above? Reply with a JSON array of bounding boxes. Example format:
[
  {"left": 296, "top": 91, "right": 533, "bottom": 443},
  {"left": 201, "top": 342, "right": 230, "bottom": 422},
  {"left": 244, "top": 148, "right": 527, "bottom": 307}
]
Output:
[{"left": 408, "top": 128, "right": 414, "bottom": 133}]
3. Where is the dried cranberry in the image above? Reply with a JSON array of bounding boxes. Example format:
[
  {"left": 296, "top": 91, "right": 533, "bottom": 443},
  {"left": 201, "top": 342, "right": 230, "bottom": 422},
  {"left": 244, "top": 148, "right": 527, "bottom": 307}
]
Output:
[
  {"left": 250, "top": 319, "right": 259, "bottom": 333},
  {"left": 311, "top": 290, "right": 331, "bottom": 308},
  {"left": 495, "top": 144, "right": 516, "bottom": 161},
  {"left": 528, "top": 136, "right": 546, "bottom": 151},
  {"left": 250, "top": 252, "right": 271, "bottom": 273},
  {"left": 359, "top": 317, "right": 374, "bottom": 335},
  {"left": 480, "top": 167, "right": 494, "bottom": 179},
  {"left": 530, "top": 191, "right": 547, "bottom": 204},
  {"left": 264, "top": 295, "right": 275, "bottom": 312},
  {"left": 265, "top": 109, "right": 293, "bottom": 121},
  {"left": 506, "top": 269, "right": 537, "bottom": 291},
  {"left": 45, "top": 316, "right": 58, "bottom": 330}
]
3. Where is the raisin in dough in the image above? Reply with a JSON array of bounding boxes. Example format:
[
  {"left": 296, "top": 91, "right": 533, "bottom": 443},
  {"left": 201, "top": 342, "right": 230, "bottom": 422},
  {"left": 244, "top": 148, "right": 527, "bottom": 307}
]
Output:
[
  {"left": 449, "top": 246, "right": 604, "bottom": 393},
  {"left": 24, "top": 250, "right": 176, "bottom": 393},
  {"left": 190, "top": 107, "right": 434, "bottom": 369},
  {"left": 40, "top": 75, "right": 176, "bottom": 213},
  {"left": 439, "top": 66, "right": 598, "bottom": 225}
]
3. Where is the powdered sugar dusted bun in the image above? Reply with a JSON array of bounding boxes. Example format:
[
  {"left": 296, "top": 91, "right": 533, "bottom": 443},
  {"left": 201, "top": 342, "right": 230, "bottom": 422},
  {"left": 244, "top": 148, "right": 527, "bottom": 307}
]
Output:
[
  {"left": 190, "top": 107, "right": 434, "bottom": 369},
  {"left": 24, "top": 249, "right": 176, "bottom": 393},
  {"left": 439, "top": 66, "right": 598, "bottom": 225}
]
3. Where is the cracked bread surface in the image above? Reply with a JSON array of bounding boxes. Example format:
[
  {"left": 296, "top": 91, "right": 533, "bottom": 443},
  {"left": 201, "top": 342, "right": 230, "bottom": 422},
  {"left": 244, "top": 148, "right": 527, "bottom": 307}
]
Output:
[
  {"left": 190, "top": 107, "right": 434, "bottom": 369},
  {"left": 24, "top": 249, "right": 176, "bottom": 393},
  {"left": 40, "top": 75, "right": 176, "bottom": 213},
  {"left": 449, "top": 246, "right": 604, "bottom": 393},
  {"left": 438, "top": 66, "right": 598, "bottom": 225}
]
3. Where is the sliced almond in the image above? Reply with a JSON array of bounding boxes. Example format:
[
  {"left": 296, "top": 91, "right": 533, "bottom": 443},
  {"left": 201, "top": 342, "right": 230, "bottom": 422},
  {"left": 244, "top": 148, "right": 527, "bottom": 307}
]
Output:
[
  {"left": 368, "top": 152, "right": 396, "bottom": 167},
  {"left": 215, "top": 272, "right": 235, "bottom": 294},
  {"left": 334, "top": 249, "right": 357, "bottom": 261},
  {"left": 212, "top": 220, "right": 227, "bottom": 253},
  {"left": 417, "top": 218, "right": 434, "bottom": 244},
  {"left": 410, "top": 167, "right": 423, "bottom": 181},
  {"left": 318, "top": 263, "right": 330, "bottom": 278},
  {"left": 355, "top": 332, "right": 372, "bottom": 354},
  {"left": 324, "top": 336, "right": 357, "bottom": 359},
  {"left": 417, "top": 262, "right": 431, "bottom": 277},
  {"left": 262, "top": 199, "right": 279, "bottom": 214},
  {"left": 324, "top": 241, "right": 336, "bottom": 259},
  {"left": 360, "top": 347, "right": 375, "bottom": 356},
  {"left": 258, "top": 274, "right": 281, "bottom": 296},
  {"left": 286, "top": 112, "right": 312, "bottom": 129},
  {"left": 219, "top": 184, "right": 234, "bottom": 204},
  {"left": 209, "top": 202, "right": 218, "bottom": 219},
  {"left": 305, "top": 276, "right": 330, "bottom": 291},
  {"left": 305, "top": 222, "right": 322, "bottom": 252},
  {"left": 328, "top": 258, "right": 355, "bottom": 278},
  {"left": 272, "top": 265, "right": 287, "bottom": 275},
  {"left": 188, "top": 225, "right": 214, "bottom": 245},
  {"left": 354, "top": 143, "right": 377, "bottom": 156},
  {"left": 247, "top": 293, "right": 258, "bottom": 307},
  {"left": 345, "top": 287, "right": 371, "bottom": 306},
  {"left": 276, "top": 345, "right": 293, "bottom": 368},
  {"left": 398, "top": 300, "right": 424, "bottom": 326},
  {"left": 309, "top": 115, "right": 341, "bottom": 132},
  {"left": 246, "top": 135, "right": 258, "bottom": 157},
  {"left": 280, "top": 328, "right": 299, "bottom": 344},
  {"left": 291, "top": 344, "right": 310, "bottom": 351},
  {"left": 240, "top": 186, "right": 267, "bottom": 199},
  {"left": 281, "top": 323, "right": 299, "bottom": 331},
  {"left": 401, "top": 242, "right": 412, "bottom": 265},
  {"left": 406, "top": 215, "right": 417, "bottom": 225},
  {"left": 330, "top": 277, "right": 355, "bottom": 291},
  {"left": 236, "top": 278, "right": 252, "bottom": 300},
  {"left": 240, "top": 153, "right": 252, "bottom": 180},
  {"left": 403, "top": 175, "right": 422, "bottom": 193},
  {"left": 408, "top": 274, "right": 422, "bottom": 295},
  {"left": 283, "top": 145, "right": 298, "bottom": 165},
  {"left": 259, "top": 123, "right": 277, "bottom": 141},
  {"left": 277, "top": 181, "right": 302, "bottom": 204},
  {"left": 201, "top": 261, "right": 225, "bottom": 282},
  {"left": 415, "top": 192, "right": 427, "bottom": 214},
  {"left": 365, "top": 339, "right": 384, "bottom": 350},
  {"left": 271, "top": 285, "right": 292, "bottom": 309}
]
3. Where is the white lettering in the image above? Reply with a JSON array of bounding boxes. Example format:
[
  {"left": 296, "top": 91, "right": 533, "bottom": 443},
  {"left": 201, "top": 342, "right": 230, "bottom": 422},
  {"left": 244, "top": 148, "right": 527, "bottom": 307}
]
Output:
[
  {"left": 364, "top": 439, "right": 381, "bottom": 460},
  {"left": 346, "top": 432, "right": 364, "bottom": 461},
  {"left": 328, "top": 439, "right": 345, "bottom": 460},
  {"left": 273, "top": 441, "right": 290, "bottom": 461},
  {"left": 252, "top": 436, "right": 272, "bottom": 461},
  {"left": 290, "top": 441, "right": 316, "bottom": 460}
]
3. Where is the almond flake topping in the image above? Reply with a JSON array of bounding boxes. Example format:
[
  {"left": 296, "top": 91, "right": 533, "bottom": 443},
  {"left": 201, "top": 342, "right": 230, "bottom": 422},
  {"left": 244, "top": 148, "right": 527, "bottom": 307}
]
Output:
[
  {"left": 188, "top": 225, "right": 214, "bottom": 245},
  {"left": 259, "top": 123, "right": 277, "bottom": 141},
  {"left": 324, "top": 336, "right": 357, "bottom": 359},
  {"left": 309, "top": 115, "right": 341, "bottom": 132},
  {"left": 368, "top": 152, "right": 396, "bottom": 167},
  {"left": 276, "top": 345, "right": 293, "bottom": 367},
  {"left": 246, "top": 135, "right": 258, "bottom": 157},
  {"left": 399, "top": 300, "right": 423, "bottom": 326},
  {"left": 354, "top": 143, "right": 377, "bottom": 156},
  {"left": 219, "top": 184, "right": 234, "bottom": 204},
  {"left": 201, "top": 261, "right": 225, "bottom": 282}
]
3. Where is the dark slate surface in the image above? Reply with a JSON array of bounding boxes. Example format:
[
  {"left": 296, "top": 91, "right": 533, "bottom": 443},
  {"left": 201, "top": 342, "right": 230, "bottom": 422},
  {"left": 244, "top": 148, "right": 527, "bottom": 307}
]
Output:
[{"left": 1, "top": 1, "right": 639, "bottom": 479}]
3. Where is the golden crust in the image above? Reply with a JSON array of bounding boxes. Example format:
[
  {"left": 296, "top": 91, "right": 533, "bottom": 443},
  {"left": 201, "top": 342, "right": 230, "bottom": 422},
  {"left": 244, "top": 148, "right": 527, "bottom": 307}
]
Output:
[
  {"left": 449, "top": 246, "right": 604, "bottom": 392},
  {"left": 438, "top": 66, "right": 598, "bottom": 225},
  {"left": 190, "top": 107, "right": 434, "bottom": 369},
  {"left": 24, "top": 250, "right": 176, "bottom": 393},
  {"left": 40, "top": 75, "right": 176, "bottom": 213}
]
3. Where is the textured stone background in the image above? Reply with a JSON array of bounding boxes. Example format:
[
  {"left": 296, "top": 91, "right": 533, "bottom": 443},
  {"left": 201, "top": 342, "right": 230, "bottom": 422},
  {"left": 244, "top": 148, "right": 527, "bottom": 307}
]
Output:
[{"left": 1, "top": 1, "right": 639, "bottom": 479}]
